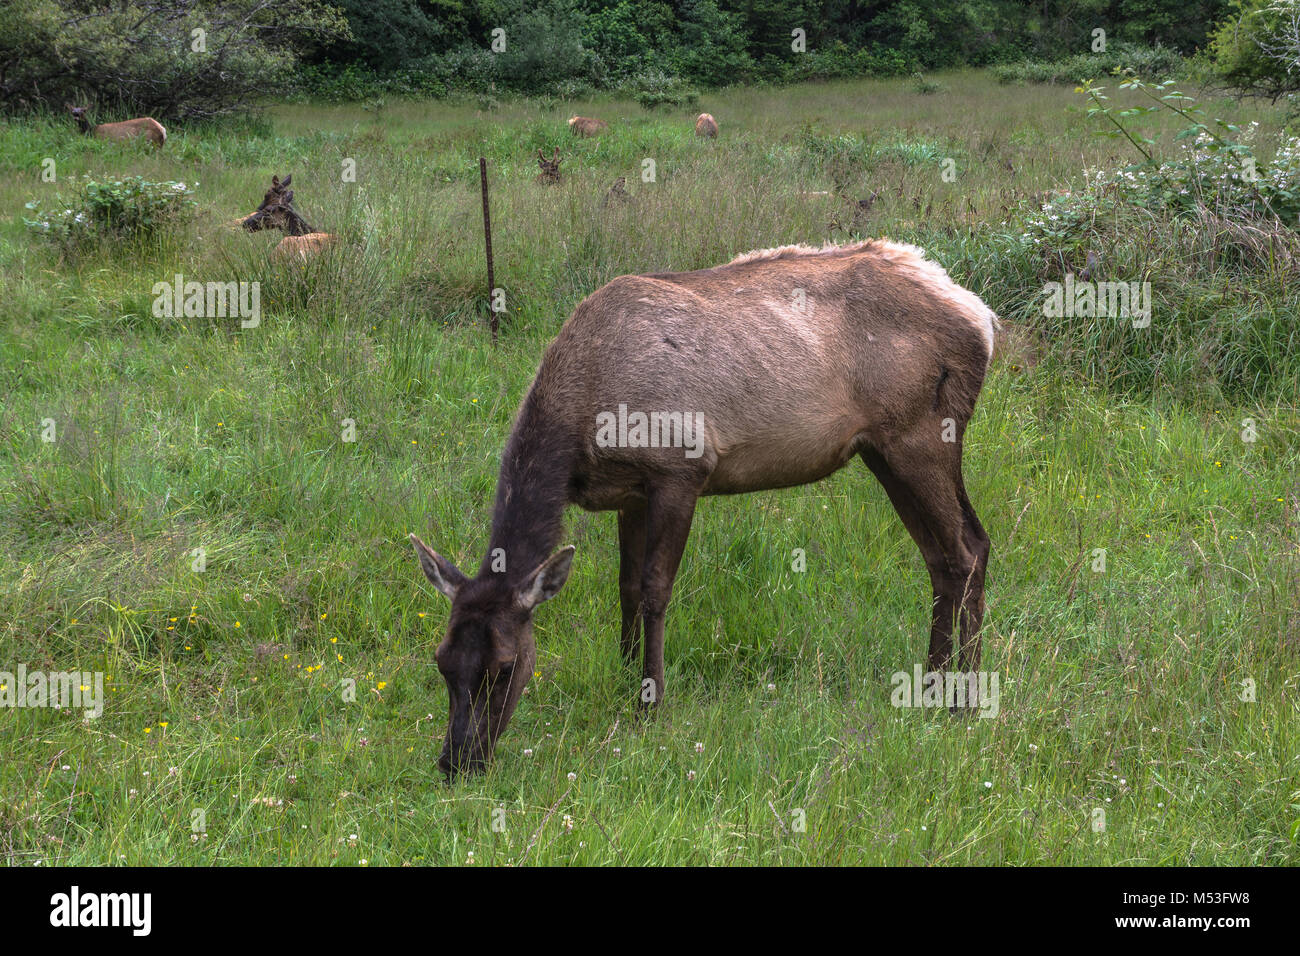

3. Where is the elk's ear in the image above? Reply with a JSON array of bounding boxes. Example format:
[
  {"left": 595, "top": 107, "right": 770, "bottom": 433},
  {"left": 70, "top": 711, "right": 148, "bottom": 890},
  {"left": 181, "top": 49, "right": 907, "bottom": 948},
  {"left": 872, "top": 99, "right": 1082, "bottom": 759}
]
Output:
[
  {"left": 410, "top": 534, "right": 467, "bottom": 601},
  {"left": 515, "top": 546, "right": 575, "bottom": 612},
  {"left": 280, "top": 174, "right": 292, "bottom": 188}
]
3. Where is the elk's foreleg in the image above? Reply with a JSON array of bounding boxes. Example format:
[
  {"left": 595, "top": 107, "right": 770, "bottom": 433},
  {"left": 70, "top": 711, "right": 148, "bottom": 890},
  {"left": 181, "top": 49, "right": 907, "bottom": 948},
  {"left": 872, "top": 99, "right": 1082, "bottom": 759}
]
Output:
[{"left": 617, "top": 503, "right": 647, "bottom": 664}]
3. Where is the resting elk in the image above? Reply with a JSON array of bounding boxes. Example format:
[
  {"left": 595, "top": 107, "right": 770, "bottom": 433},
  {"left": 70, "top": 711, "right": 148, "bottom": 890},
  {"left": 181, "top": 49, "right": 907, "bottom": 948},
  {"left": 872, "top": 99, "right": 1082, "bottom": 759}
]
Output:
[
  {"left": 411, "top": 239, "right": 997, "bottom": 776},
  {"left": 604, "top": 176, "right": 630, "bottom": 205},
  {"left": 67, "top": 104, "right": 166, "bottom": 148},
  {"left": 536, "top": 148, "right": 562, "bottom": 184},
  {"left": 240, "top": 174, "right": 336, "bottom": 261},
  {"left": 694, "top": 113, "right": 718, "bottom": 138}
]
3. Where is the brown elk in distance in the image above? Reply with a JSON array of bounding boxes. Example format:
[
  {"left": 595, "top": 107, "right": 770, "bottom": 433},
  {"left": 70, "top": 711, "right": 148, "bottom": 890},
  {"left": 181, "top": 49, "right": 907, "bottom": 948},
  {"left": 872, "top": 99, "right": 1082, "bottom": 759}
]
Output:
[
  {"left": 694, "top": 113, "right": 718, "bottom": 138},
  {"left": 568, "top": 115, "right": 608, "bottom": 137},
  {"left": 536, "top": 148, "right": 562, "bottom": 184},
  {"left": 831, "top": 188, "right": 884, "bottom": 235},
  {"left": 604, "top": 176, "right": 630, "bottom": 205},
  {"left": 411, "top": 238, "right": 998, "bottom": 777},
  {"left": 240, "top": 174, "right": 337, "bottom": 261},
  {"left": 67, "top": 104, "right": 166, "bottom": 148}
]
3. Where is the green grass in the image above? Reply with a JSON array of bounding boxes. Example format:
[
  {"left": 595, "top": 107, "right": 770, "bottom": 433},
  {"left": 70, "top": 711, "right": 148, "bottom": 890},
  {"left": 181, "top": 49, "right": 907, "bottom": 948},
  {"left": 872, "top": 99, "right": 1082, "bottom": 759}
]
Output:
[{"left": 0, "top": 71, "right": 1297, "bottom": 865}]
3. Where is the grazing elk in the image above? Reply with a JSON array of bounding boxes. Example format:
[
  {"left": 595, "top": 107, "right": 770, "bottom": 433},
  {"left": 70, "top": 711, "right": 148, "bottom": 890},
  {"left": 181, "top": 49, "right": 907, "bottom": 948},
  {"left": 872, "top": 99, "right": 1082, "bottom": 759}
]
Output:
[
  {"left": 67, "top": 104, "right": 166, "bottom": 148},
  {"left": 240, "top": 174, "right": 337, "bottom": 261},
  {"left": 536, "top": 148, "right": 562, "bottom": 184},
  {"left": 568, "top": 115, "right": 608, "bottom": 137},
  {"left": 694, "top": 113, "right": 719, "bottom": 138},
  {"left": 411, "top": 238, "right": 998, "bottom": 777}
]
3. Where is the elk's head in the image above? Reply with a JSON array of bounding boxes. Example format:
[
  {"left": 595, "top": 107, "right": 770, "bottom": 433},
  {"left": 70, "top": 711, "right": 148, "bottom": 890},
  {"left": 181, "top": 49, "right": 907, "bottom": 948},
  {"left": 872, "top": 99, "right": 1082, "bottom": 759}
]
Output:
[
  {"left": 241, "top": 174, "right": 309, "bottom": 235},
  {"left": 537, "top": 148, "right": 562, "bottom": 184},
  {"left": 410, "top": 534, "right": 575, "bottom": 777},
  {"left": 66, "top": 104, "right": 91, "bottom": 131}
]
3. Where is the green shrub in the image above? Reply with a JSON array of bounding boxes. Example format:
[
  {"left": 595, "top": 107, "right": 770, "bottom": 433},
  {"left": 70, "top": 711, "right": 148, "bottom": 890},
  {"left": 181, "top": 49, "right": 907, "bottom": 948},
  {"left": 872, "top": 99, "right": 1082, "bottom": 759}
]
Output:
[
  {"left": 663, "top": 0, "right": 755, "bottom": 87},
  {"left": 1205, "top": 0, "right": 1300, "bottom": 98},
  {"left": 995, "top": 41, "right": 1184, "bottom": 85},
  {"left": 295, "top": 62, "right": 450, "bottom": 102},
  {"left": 23, "top": 176, "right": 196, "bottom": 249},
  {"left": 321, "top": 0, "right": 444, "bottom": 73},
  {"left": 910, "top": 71, "right": 946, "bottom": 94},
  {"left": 0, "top": 0, "right": 348, "bottom": 120},
  {"left": 492, "top": 0, "right": 589, "bottom": 92},
  {"left": 1002, "top": 79, "right": 1300, "bottom": 403},
  {"left": 626, "top": 70, "right": 700, "bottom": 110}
]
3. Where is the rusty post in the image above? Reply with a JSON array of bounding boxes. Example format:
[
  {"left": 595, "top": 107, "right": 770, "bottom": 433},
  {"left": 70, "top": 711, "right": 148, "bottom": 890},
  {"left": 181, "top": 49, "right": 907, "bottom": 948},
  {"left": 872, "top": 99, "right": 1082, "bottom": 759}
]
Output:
[{"left": 480, "top": 156, "right": 497, "bottom": 346}]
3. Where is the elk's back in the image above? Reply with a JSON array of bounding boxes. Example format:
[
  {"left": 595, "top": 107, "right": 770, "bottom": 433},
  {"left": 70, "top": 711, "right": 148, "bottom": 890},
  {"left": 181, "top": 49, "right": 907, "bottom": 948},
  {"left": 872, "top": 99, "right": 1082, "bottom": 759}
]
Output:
[{"left": 536, "top": 240, "right": 996, "bottom": 496}]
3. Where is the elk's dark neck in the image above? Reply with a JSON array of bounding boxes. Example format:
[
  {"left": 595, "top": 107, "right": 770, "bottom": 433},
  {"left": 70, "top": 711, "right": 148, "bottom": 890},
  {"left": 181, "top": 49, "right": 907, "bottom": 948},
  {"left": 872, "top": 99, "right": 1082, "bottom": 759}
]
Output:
[
  {"left": 481, "top": 386, "right": 577, "bottom": 583},
  {"left": 75, "top": 117, "right": 92, "bottom": 135},
  {"left": 284, "top": 209, "right": 314, "bottom": 236}
]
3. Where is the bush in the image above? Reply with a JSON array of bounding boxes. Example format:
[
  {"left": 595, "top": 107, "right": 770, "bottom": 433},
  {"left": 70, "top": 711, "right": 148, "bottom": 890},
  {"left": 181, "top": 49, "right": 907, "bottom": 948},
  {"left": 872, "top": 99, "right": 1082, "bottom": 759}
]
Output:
[
  {"left": 0, "top": 0, "right": 349, "bottom": 119},
  {"left": 1205, "top": 0, "right": 1300, "bottom": 98},
  {"left": 1025, "top": 80, "right": 1300, "bottom": 250},
  {"left": 1004, "top": 77, "right": 1300, "bottom": 403},
  {"left": 994, "top": 41, "right": 1184, "bottom": 85},
  {"left": 663, "top": 0, "right": 755, "bottom": 87},
  {"left": 23, "top": 176, "right": 196, "bottom": 249},
  {"left": 625, "top": 70, "right": 700, "bottom": 110},
  {"left": 910, "top": 71, "right": 946, "bottom": 94},
  {"left": 320, "top": 0, "right": 445, "bottom": 74},
  {"left": 582, "top": 0, "right": 676, "bottom": 80},
  {"left": 492, "top": 0, "right": 589, "bottom": 93},
  {"left": 295, "top": 63, "right": 448, "bottom": 102}
]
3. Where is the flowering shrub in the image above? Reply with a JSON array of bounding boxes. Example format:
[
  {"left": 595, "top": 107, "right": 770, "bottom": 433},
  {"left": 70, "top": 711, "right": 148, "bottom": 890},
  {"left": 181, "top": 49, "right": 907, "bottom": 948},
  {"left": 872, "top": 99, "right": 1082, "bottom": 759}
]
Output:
[
  {"left": 24, "top": 176, "right": 196, "bottom": 249},
  {"left": 1022, "top": 79, "right": 1300, "bottom": 250}
]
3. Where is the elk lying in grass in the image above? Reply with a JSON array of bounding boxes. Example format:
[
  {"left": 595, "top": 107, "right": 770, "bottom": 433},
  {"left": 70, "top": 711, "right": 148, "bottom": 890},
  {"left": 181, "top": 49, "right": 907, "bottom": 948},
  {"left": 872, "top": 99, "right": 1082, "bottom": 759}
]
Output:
[
  {"left": 411, "top": 238, "right": 998, "bottom": 777},
  {"left": 240, "top": 174, "right": 336, "bottom": 261},
  {"left": 67, "top": 104, "right": 166, "bottom": 148},
  {"left": 604, "top": 176, "right": 630, "bottom": 205},
  {"left": 694, "top": 113, "right": 718, "bottom": 138},
  {"left": 831, "top": 189, "right": 884, "bottom": 234},
  {"left": 536, "top": 148, "right": 562, "bottom": 184},
  {"left": 568, "top": 115, "right": 608, "bottom": 137}
]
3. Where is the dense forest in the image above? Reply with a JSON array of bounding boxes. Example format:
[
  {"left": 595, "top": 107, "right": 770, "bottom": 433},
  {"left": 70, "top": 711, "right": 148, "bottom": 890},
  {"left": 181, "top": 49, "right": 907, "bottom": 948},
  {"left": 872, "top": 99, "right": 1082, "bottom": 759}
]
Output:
[
  {"left": 304, "top": 0, "right": 1229, "bottom": 84},
  {"left": 7, "top": 0, "right": 1288, "bottom": 117}
]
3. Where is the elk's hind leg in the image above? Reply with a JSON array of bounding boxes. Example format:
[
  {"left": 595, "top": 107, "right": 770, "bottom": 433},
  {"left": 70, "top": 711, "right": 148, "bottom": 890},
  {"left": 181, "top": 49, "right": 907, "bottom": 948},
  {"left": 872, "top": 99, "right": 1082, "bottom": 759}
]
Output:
[
  {"left": 860, "top": 437, "right": 989, "bottom": 700},
  {"left": 637, "top": 482, "right": 701, "bottom": 710},
  {"left": 952, "top": 477, "right": 990, "bottom": 672}
]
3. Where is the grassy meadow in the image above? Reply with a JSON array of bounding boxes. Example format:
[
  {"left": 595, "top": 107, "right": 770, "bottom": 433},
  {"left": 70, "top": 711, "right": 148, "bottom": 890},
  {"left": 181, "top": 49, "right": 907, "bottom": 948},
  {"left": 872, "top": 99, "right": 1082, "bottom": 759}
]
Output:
[{"left": 0, "top": 71, "right": 1297, "bottom": 865}]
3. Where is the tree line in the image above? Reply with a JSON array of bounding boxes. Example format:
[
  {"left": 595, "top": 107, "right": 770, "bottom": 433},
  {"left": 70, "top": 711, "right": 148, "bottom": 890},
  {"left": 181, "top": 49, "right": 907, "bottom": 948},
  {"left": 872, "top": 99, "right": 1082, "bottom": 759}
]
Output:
[{"left": 3, "top": 0, "right": 1295, "bottom": 119}]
